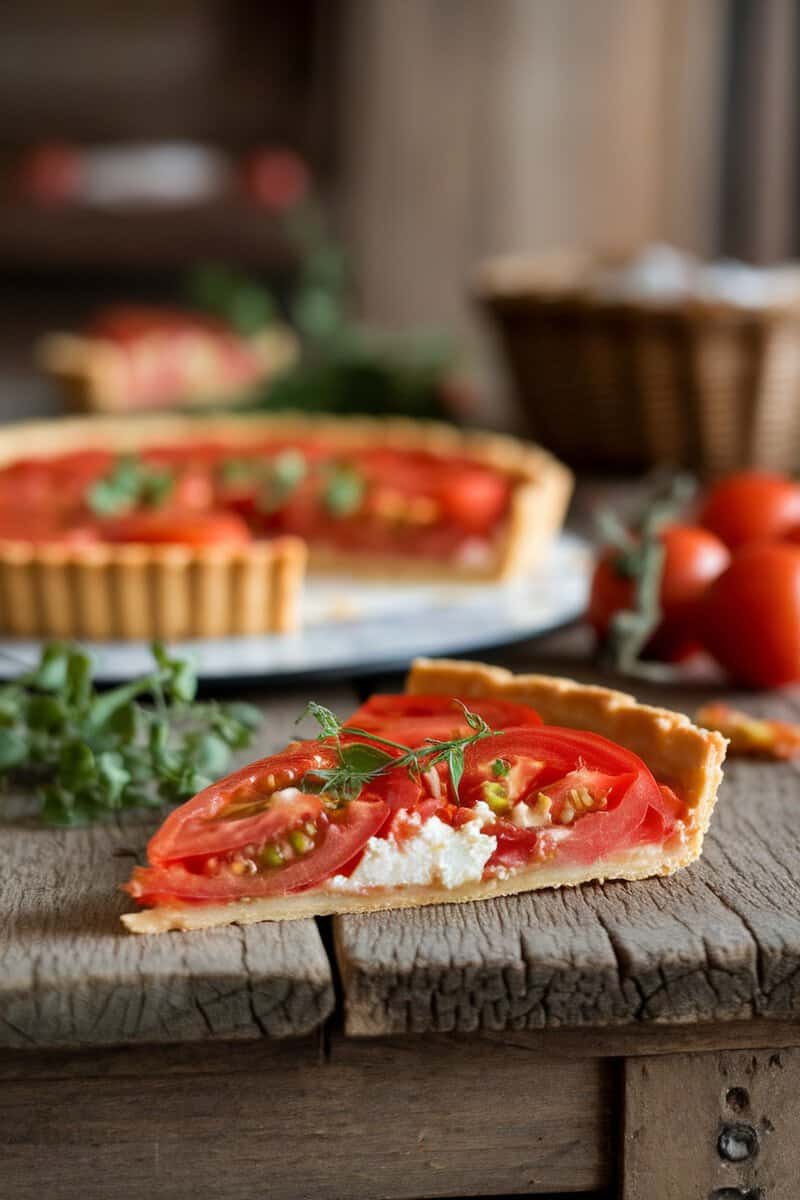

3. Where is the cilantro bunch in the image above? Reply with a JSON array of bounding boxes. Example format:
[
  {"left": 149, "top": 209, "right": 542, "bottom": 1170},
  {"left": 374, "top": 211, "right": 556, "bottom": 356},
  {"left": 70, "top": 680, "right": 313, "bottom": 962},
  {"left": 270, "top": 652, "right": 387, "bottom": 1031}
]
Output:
[{"left": 0, "top": 643, "right": 260, "bottom": 825}]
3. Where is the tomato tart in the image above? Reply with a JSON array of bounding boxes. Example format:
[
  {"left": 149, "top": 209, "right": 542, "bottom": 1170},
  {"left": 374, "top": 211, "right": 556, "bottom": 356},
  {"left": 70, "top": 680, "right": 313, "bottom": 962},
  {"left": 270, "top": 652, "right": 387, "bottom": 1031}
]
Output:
[
  {"left": 0, "top": 413, "right": 571, "bottom": 639},
  {"left": 122, "top": 660, "right": 726, "bottom": 932},
  {"left": 39, "top": 306, "right": 298, "bottom": 414}
]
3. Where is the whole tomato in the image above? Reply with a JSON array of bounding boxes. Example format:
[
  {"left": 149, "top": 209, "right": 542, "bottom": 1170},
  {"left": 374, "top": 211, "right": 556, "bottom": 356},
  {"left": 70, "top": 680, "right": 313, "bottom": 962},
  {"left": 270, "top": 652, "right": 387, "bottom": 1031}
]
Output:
[
  {"left": 240, "top": 149, "right": 310, "bottom": 211},
  {"left": 588, "top": 524, "right": 730, "bottom": 661},
  {"left": 699, "top": 543, "right": 800, "bottom": 687},
  {"left": 697, "top": 471, "right": 800, "bottom": 550}
]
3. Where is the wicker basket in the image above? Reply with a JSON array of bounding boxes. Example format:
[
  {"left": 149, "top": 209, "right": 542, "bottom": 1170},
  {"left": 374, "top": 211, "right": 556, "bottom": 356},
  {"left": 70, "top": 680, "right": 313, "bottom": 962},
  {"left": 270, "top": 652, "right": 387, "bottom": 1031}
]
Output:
[{"left": 476, "top": 251, "right": 800, "bottom": 475}]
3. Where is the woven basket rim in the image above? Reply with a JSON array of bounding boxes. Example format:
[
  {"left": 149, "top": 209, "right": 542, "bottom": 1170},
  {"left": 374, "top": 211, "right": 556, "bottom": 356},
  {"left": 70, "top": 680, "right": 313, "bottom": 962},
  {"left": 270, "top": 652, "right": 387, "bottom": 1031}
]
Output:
[{"left": 473, "top": 249, "right": 800, "bottom": 323}]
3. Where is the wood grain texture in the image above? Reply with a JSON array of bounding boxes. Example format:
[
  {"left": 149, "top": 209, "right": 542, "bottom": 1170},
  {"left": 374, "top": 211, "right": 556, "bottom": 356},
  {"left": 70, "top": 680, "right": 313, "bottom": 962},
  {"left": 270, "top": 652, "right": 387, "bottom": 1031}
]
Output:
[
  {"left": 0, "top": 1032, "right": 613, "bottom": 1200},
  {"left": 5, "top": 1017, "right": 800, "bottom": 1084},
  {"left": 0, "top": 685, "right": 357, "bottom": 1049},
  {"left": 623, "top": 1045, "right": 800, "bottom": 1199},
  {"left": 335, "top": 651, "right": 800, "bottom": 1036}
]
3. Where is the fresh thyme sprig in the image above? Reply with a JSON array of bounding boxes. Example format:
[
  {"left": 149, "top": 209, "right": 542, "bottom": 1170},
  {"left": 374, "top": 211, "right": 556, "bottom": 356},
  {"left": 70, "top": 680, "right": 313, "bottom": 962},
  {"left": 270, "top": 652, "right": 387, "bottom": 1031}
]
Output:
[
  {"left": 597, "top": 472, "right": 696, "bottom": 680},
  {"left": 296, "top": 699, "right": 492, "bottom": 802},
  {"left": 0, "top": 642, "right": 261, "bottom": 825}
]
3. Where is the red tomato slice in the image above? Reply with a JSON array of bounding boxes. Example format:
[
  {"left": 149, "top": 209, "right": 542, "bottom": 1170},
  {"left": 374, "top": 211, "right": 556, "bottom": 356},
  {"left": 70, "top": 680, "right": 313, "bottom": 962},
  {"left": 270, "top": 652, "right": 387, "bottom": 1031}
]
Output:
[
  {"left": 462, "top": 728, "right": 668, "bottom": 865},
  {"left": 0, "top": 508, "right": 100, "bottom": 545},
  {"left": 345, "top": 693, "right": 542, "bottom": 747},
  {"left": 437, "top": 467, "right": 510, "bottom": 534},
  {"left": 148, "top": 743, "right": 339, "bottom": 865},
  {"left": 101, "top": 508, "right": 251, "bottom": 546},
  {"left": 484, "top": 822, "right": 540, "bottom": 869},
  {"left": 126, "top": 799, "right": 388, "bottom": 903}
]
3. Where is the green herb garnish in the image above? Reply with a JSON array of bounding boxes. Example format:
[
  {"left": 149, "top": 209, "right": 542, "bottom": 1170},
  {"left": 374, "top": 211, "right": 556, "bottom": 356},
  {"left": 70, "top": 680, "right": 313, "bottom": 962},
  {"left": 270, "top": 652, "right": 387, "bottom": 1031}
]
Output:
[
  {"left": 88, "top": 455, "right": 175, "bottom": 517},
  {"left": 322, "top": 463, "right": 365, "bottom": 517},
  {"left": 0, "top": 642, "right": 261, "bottom": 825},
  {"left": 296, "top": 699, "right": 491, "bottom": 802},
  {"left": 491, "top": 757, "right": 509, "bottom": 777},
  {"left": 257, "top": 449, "right": 307, "bottom": 514}
]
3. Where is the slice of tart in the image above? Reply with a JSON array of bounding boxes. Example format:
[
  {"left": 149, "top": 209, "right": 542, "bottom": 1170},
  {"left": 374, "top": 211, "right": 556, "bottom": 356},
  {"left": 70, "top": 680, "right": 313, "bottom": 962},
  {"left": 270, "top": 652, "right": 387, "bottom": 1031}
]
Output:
[
  {"left": 0, "top": 413, "right": 571, "bottom": 639},
  {"left": 121, "top": 663, "right": 727, "bottom": 933},
  {"left": 39, "top": 305, "right": 298, "bottom": 414}
]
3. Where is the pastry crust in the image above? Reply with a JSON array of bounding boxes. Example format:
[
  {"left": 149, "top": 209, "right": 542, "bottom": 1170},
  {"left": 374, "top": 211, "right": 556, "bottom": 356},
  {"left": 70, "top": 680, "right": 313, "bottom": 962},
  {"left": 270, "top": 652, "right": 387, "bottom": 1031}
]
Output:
[
  {"left": 122, "top": 658, "right": 727, "bottom": 933},
  {"left": 0, "top": 414, "right": 572, "bottom": 638}
]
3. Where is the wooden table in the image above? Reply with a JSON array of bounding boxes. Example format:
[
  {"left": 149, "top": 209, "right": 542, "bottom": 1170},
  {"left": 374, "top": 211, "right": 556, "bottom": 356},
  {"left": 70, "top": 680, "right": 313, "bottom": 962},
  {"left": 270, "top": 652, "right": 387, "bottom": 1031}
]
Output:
[{"left": 3, "top": 627, "right": 800, "bottom": 1200}]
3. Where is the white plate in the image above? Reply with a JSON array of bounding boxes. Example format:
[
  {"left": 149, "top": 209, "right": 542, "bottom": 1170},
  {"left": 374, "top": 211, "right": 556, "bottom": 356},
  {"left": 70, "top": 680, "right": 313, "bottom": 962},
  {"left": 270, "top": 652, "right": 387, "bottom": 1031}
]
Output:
[{"left": 0, "top": 533, "right": 591, "bottom": 684}]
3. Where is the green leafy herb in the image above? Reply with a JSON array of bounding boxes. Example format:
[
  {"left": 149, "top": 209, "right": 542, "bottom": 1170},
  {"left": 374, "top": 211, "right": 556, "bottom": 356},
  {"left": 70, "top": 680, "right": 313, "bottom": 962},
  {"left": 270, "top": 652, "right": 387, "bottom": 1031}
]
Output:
[
  {"left": 88, "top": 456, "right": 175, "bottom": 517},
  {"left": 0, "top": 642, "right": 261, "bottom": 825},
  {"left": 491, "top": 757, "right": 509, "bottom": 777},
  {"left": 257, "top": 449, "right": 307, "bottom": 514},
  {"left": 298, "top": 698, "right": 492, "bottom": 802},
  {"left": 322, "top": 463, "right": 365, "bottom": 517}
]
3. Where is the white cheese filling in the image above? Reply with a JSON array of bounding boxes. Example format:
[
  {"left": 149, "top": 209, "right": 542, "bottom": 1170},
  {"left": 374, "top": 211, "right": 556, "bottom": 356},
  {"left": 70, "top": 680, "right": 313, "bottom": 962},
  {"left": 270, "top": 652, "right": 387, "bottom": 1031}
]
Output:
[{"left": 325, "top": 806, "right": 497, "bottom": 893}]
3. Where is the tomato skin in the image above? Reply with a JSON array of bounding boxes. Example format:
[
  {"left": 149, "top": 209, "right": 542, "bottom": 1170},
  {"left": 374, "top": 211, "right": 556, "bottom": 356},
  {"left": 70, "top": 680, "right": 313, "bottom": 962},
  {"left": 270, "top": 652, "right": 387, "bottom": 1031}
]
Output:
[
  {"left": 345, "top": 693, "right": 542, "bottom": 747},
  {"left": 102, "top": 509, "right": 251, "bottom": 546},
  {"left": 148, "top": 743, "right": 339, "bottom": 865},
  {"left": 240, "top": 149, "right": 310, "bottom": 211},
  {"left": 698, "top": 471, "right": 800, "bottom": 550},
  {"left": 699, "top": 543, "right": 800, "bottom": 688},
  {"left": 588, "top": 524, "right": 730, "bottom": 661},
  {"left": 462, "top": 728, "right": 672, "bottom": 865},
  {"left": 128, "top": 799, "right": 388, "bottom": 902},
  {"left": 437, "top": 468, "right": 510, "bottom": 534}
]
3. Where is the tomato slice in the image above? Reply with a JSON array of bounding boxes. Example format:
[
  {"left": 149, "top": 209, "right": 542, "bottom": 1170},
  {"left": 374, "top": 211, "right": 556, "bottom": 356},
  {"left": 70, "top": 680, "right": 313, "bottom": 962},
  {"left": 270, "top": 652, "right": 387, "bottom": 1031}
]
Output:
[
  {"left": 462, "top": 727, "right": 668, "bottom": 866},
  {"left": 437, "top": 467, "right": 510, "bottom": 534},
  {"left": 345, "top": 693, "right": 542, "bottom": 747},
  {"left": 148, "top": 743, "right": 340, "bottom": 865},
  {"left": 101, "top": 508, "right": 252, "bottom": 546},
  {"left": 126, "top": 799, "right": 388, "bottom": 903}
]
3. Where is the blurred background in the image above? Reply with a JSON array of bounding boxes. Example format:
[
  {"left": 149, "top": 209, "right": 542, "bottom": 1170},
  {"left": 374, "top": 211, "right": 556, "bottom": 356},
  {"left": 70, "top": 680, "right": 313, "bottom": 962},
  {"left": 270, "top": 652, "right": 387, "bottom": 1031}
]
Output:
[{"left": 1, "top": 0, "right": 797, "bottom": 467}]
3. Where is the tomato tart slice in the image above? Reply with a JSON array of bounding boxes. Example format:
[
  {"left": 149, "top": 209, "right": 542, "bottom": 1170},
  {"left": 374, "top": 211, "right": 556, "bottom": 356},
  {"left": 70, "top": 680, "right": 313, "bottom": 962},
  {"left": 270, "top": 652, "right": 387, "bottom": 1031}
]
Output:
[
  {"left": 39, "top": 306, "right": 298, "bottom": 414},
  {"left": 122, "top": 664, "right": 726, "bottom": 933},
  {"left": 0, "top": 414, "right": 571, "bottom": 639}
]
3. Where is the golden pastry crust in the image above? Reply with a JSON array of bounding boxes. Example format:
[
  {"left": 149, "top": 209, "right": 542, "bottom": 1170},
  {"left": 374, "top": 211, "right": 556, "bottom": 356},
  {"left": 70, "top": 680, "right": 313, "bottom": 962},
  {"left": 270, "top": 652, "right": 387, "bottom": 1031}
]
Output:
[
  {"left": 122, "top": 658, "right": 727, "bottom": 933},
  {"left": 0, "top": 413, "right": 572, "bottom": 638}
]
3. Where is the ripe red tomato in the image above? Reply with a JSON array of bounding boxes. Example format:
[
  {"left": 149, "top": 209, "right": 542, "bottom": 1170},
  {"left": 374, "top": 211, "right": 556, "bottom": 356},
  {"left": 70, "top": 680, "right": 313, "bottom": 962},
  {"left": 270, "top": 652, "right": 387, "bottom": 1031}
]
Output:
[
  {"left": 697, "top": 471, "right": 800, "bottom": 550},
  {"left": 102, "top": 509, "right": 251, "bottom": 546},
  {"left": 127, "top": 799, "right": 388, "bottom": 903},
  {"left": 240, "top": 149, "right": 310, "bottom": 211},
  {"left": 345, "top": 693, "right": 542, "bottom": 746},
  {"left": 461, "top": 727, "right": 674, "bottom": 866},
  {"left": 129, "top": 737, "right": 399, "bottom": 903},
  {"left": 437, "top": 468, "right": 510, "bottom": 534},
  {"left": 18, "top": 142, "right": 83, "bottom": 204},
  {"left": 699, "top": 543, "right": 800, "bottom": 687},
  {"left": 588, "top": 524, "right": 730, "bottom": 661}
]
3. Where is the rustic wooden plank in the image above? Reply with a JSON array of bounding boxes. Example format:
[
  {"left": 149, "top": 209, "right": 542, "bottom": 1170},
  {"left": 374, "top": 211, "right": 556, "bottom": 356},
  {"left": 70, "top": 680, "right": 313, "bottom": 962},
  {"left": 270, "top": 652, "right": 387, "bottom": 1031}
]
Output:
[
  {"left": 0, "top": 1032, "right": 613, "bottom": 1200},
  {"left": 335, "top": 650, "right": 800, "bottom": 1035},
  {"left": 623, "top": 1045, "right": 800, "bottom": 1199},
  {"left": 0, "top": 684, "right": 357, "bottom": 1049},
  {"left": 5, "top": 1016, "right": 800, "bottom": 1084}
]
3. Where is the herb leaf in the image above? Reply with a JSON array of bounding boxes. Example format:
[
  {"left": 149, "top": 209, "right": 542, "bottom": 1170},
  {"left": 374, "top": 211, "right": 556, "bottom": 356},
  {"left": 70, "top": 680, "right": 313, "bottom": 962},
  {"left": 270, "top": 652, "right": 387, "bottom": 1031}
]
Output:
[
  {"left": 0, "top": 642, "right": 261, "bottom": 826},
  {"left": 322, "top": 463, "right": 365, "bottom": 517},
  {"left": 88, "top": 455, "right": 175, "bottom": 517},
  {"left": 298, "top": 701, "right": 343, "bottom": 740},
  {"left": 298, "top": 701, "right": 493, "bottom": 805}
]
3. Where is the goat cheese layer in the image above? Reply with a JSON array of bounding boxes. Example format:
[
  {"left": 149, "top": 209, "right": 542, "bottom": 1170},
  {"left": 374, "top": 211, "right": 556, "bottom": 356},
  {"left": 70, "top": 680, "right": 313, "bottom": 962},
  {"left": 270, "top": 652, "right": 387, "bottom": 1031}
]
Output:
[{"left": 325, "top": 805, "right": 497, "bottom": 892}]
